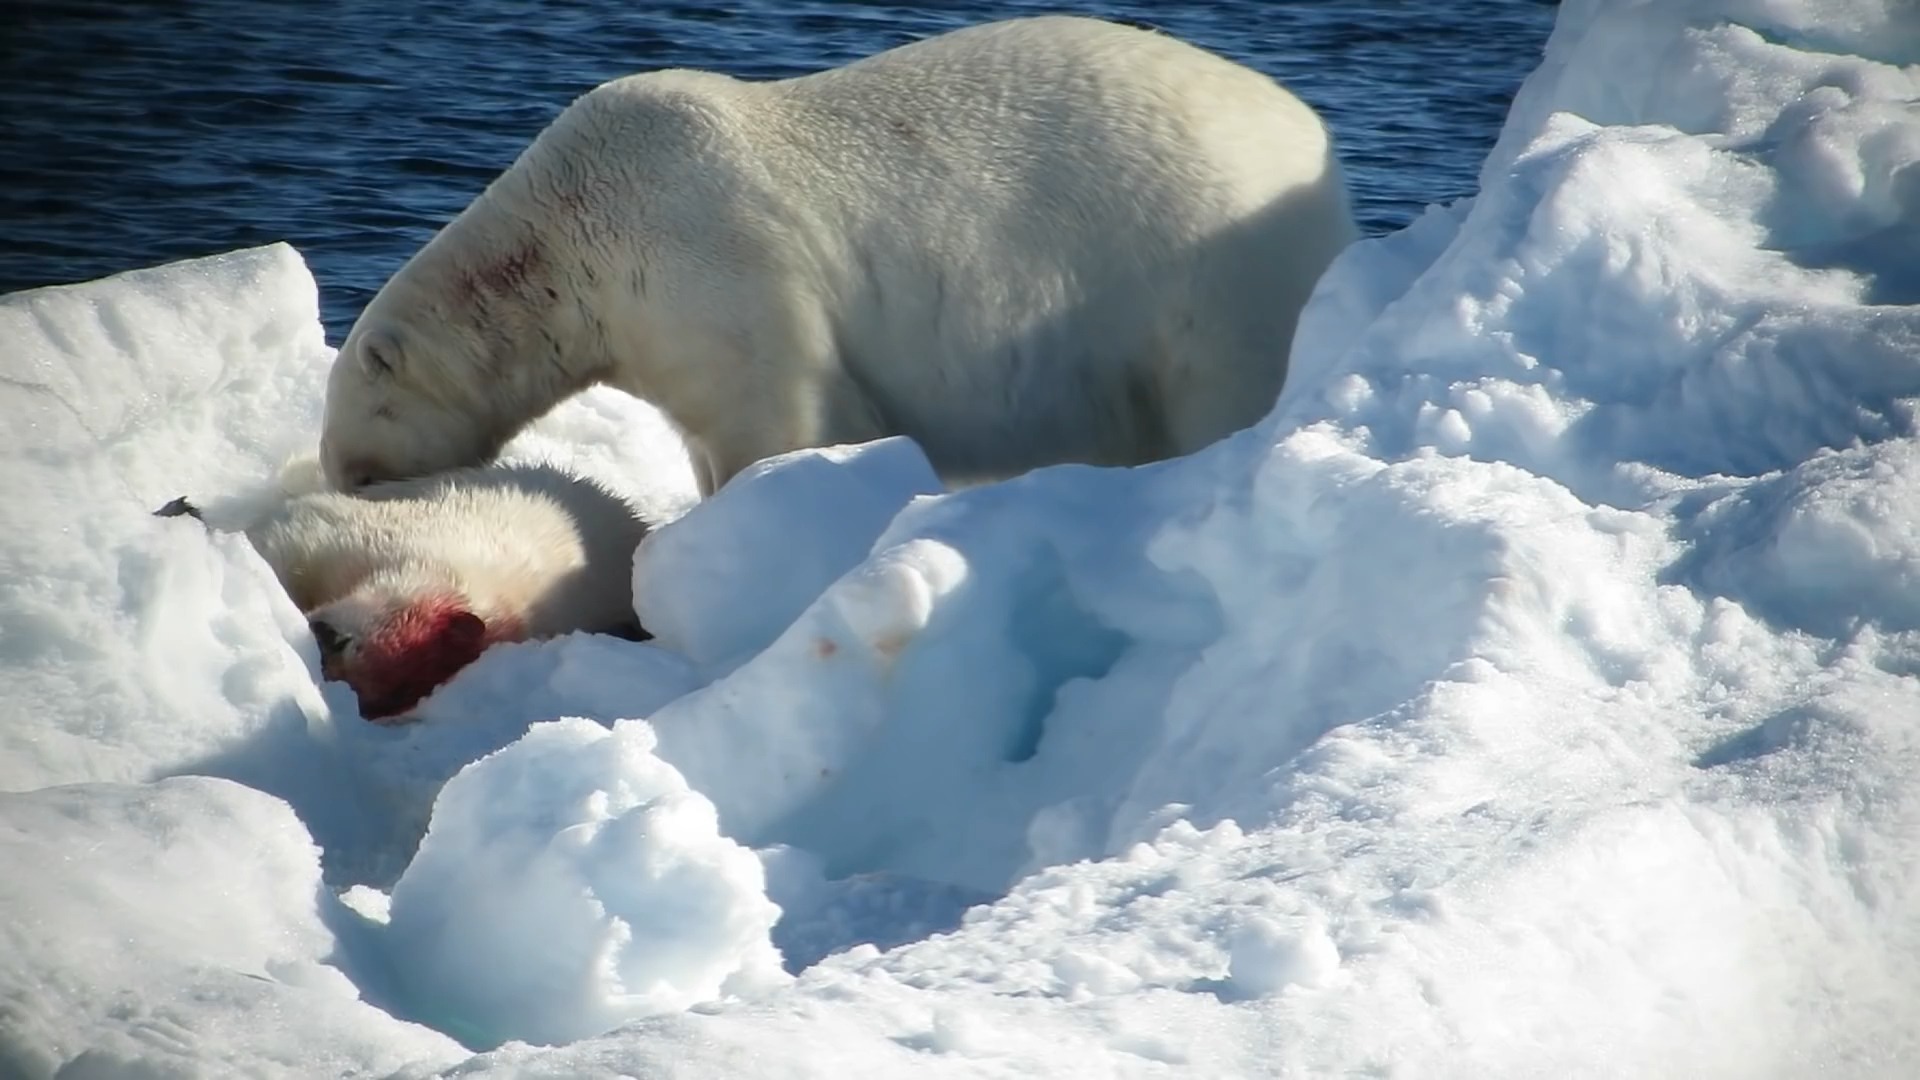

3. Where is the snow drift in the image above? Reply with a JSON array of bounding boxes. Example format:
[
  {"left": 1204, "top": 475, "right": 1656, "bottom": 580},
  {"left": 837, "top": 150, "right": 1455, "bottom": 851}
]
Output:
[{"left": 2, "top": 0, "right": 1917, "bottom": 1075}]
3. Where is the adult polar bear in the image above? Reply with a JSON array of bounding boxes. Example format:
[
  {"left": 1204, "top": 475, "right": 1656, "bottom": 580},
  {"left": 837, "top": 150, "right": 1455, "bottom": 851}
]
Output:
[{"left": 321, "top": 15, "right": 1357, "bottom": 497}]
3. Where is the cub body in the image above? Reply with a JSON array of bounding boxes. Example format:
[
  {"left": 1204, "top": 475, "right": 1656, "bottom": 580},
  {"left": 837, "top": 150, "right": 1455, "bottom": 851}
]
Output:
[{"left": 243, "top": 461, "right": 651, "bottom": 720}]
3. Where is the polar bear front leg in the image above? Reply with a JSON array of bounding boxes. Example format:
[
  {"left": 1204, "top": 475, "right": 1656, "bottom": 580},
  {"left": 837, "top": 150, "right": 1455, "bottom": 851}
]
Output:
[
  {"left": 656, "top": 289, "right": 888, "bottom": 497},
  {"left": 687, "top": 445, "right": 728, "bottom": 500},
  {"left": 687, "top": 367, "right": 875, "bottom": 490}
]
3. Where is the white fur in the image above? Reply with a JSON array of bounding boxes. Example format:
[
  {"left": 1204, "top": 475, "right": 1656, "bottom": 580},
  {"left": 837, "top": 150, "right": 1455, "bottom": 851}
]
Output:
[
  {"left": 320, "top": 15, "right": 1358, "bottom": 496},
  {"left": 245, "top": 460, "right": 651, "bottom": 645}
]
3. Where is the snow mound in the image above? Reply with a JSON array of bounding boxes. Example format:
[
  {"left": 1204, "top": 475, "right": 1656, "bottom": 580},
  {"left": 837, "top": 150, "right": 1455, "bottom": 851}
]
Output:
[
  {"left": 0, "top": 776, "right": 462, "bottom": 1078},
  {"left": 633, "top": 436, "right": 943, "bottom": 674},
  {"left": 384, "top": 718, "right": 787, "bottom": 1049},
  {"left": 0, "top": 244, "right": 334, "bottom": 794}
]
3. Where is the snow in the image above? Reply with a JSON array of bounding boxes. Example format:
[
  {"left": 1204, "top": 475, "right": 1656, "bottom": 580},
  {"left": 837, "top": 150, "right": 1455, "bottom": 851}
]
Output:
[
  {"left": 0, "top": 777, "right": 462, "bottom": 1077},
  {"left": 2, "top": 0, "right": 1917, "bottom": 1075},
  {"left": 383, "top": 718, "right": 788, "bottom": 1049},
  {"left": 632, "top": 436, "right": 944, "bottom": 676}
]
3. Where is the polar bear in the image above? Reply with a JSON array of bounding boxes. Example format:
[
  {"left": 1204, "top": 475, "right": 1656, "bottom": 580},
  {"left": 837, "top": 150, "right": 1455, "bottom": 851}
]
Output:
[
  {"left": 164, "top": 460, "right": 654, "bottom": 721},
  {"left": 320, "top": 15, "right": 1357, "bottom": 497}
]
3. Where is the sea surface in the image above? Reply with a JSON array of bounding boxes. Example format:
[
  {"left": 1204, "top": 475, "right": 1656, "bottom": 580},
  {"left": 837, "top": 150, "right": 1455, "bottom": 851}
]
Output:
[{"left": 3, "top": 0, "right": 1558, "bottom": 343}]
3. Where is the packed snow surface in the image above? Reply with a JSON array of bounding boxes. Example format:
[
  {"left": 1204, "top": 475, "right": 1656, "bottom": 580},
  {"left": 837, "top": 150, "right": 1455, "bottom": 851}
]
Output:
[{"left": 3, "top": 0, "right": 1917, "bottom": 1075}]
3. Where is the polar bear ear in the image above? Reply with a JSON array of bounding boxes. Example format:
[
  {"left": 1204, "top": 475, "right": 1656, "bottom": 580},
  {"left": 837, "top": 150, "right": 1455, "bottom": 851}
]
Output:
[{"left": 358, "top": 329, "right": 403, "bottom": 379}]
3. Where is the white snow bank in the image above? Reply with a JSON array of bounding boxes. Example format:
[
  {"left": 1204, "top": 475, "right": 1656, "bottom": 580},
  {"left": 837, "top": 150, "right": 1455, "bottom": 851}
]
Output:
[
  {"left": 0, "top": 244, "right": 334, "bottom": 794},
  {"left": 0, "top": 776, "right": 463, "bottom": 1077},
  {"left": 633, "top": 436, "right": 944, "bottom": 675},
  {"left": 3, "top": 0, "right": 1919, "bottom": 1075},
  {"left": 1288, "top": 0, "right": 1920, "bottom": 513},
  {"left": 384, "top": 718, "right": 787, "bottom": 1049}
]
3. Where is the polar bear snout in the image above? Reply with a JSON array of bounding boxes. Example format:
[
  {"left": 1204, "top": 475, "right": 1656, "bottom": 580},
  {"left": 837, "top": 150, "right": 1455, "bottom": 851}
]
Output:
[
  {"left": 323, "top": 323, "right": 433, "bottom": 490},
  {"left": 319, "top": 424, "right": 503, "bottom": 493},
  {"left": 318, "top": 439, "right": 374, "bottom": 492},
  {"left": 321, "top": 327, "right": 520, "bottom": 491}
]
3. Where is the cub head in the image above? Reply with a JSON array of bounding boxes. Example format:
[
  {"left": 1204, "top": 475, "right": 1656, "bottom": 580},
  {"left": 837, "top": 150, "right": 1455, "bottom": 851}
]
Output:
[{"left": 306, "top": 588, "right": 492, "bottom": 722}]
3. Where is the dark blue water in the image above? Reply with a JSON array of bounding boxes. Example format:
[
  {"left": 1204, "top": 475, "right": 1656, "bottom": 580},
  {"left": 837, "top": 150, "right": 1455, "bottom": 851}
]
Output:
[{"left": 2, "top": 0, "right": 1557, "bottom": 344}]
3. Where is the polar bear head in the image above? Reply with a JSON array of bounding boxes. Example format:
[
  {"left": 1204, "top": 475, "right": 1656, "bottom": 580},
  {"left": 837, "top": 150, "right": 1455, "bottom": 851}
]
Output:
[
  {"left": 321, "top": 74, "right": 750, "bottom": 493},
  {"left": 320, "top": 199, "right": 602, "bottom": 491}
]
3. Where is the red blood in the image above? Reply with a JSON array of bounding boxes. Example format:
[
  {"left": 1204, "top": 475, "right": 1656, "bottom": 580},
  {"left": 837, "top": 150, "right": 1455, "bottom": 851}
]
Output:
[{"left": 345, "top": 596, "right": 492, "bottom": 721}]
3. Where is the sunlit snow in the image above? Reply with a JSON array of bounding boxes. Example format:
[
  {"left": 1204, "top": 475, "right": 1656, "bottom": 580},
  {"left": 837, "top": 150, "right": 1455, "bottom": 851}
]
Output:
[{"left": 2, "top": 1, "right": 1917, "bottom": 1076}]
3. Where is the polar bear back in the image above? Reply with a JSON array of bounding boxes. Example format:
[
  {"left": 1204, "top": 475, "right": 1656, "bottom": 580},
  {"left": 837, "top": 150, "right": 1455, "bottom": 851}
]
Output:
[{"left": 565, "top": 18, "right": 1351, "bottom": 476}]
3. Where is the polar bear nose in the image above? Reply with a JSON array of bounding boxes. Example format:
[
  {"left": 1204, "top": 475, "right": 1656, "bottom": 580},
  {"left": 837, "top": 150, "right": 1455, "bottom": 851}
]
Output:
[
  {"left": 309, "top": 619, "right": 352, "bottom": 678},
  {"left": 310, "top": 620, "right": 347, "bottom": 654},
  {"left": 321, "top": 445, "right": 375, "bottom": 491}
]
